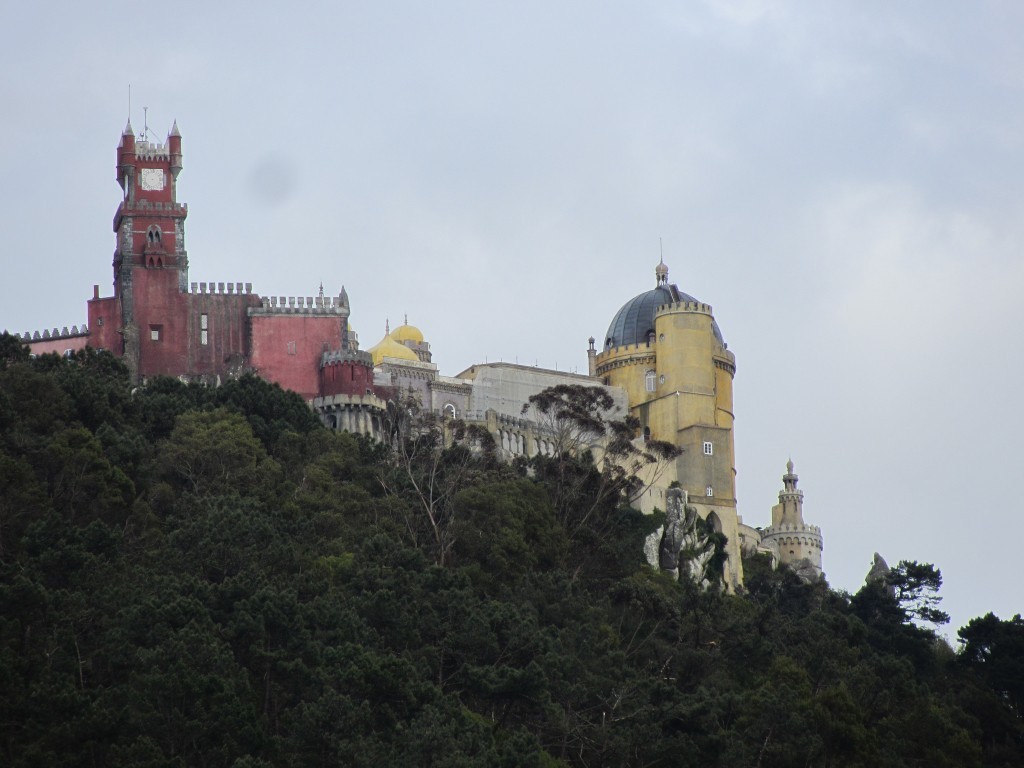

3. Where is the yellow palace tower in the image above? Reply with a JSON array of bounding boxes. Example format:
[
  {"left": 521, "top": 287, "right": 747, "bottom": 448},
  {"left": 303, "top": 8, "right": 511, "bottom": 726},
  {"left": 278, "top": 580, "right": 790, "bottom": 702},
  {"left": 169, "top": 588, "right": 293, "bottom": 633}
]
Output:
[{"left": 589, "top": 259, "right": 744, "bottom": 588}]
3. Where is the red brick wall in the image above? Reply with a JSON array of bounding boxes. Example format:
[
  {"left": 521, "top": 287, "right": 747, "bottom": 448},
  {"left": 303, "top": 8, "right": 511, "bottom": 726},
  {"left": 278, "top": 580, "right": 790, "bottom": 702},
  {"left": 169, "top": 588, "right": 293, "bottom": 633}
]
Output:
[
  {"left": 87, "top": 296, "right": 121, "bottom": 353},
  {"left": 26, "top": 335, "right": 89, "bottom": 356},
  {"left": 249, "top": 314, "right": 345, "bottom": 400},
  {"left": 131, "top": 267, "right": 191, "bottom": 378},
  {"left": 184, "top": 292, "right": 261, "bottom": 377},
  {"left": 320, "top": 358, "right": 375, "bottom": 397}
]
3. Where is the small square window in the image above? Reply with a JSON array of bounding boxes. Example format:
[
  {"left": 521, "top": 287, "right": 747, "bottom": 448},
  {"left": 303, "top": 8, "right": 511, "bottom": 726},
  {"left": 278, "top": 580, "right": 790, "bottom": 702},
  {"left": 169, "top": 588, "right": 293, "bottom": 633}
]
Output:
[
  {"left": 705, "top": 486, "right": 713, "bottom": 497},
  {"left": 287, "top": 341, "right": 297, "bottom": 355},
  {"left": 150, "top": 326, "right": 161, "bottom": 341},
  {"left": 703, "top": 441, "right": 713, "bottom": 455}
]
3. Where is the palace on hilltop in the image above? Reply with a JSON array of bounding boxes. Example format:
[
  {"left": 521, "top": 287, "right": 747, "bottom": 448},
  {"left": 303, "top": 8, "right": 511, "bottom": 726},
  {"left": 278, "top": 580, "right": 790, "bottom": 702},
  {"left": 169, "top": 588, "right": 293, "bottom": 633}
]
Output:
[{"left": 8, "top": 118, "right": 823, "bottom": 590}]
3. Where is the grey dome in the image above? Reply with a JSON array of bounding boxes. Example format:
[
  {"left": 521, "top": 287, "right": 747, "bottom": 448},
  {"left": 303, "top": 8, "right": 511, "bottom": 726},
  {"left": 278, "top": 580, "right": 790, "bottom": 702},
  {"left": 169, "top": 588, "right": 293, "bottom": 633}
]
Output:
[{"left": 604, "top": 283, "right": 723, "bottom": 349}]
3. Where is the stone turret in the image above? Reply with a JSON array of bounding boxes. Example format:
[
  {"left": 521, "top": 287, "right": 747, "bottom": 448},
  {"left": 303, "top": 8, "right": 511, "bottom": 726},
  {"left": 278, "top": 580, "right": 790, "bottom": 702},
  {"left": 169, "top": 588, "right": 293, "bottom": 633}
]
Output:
[
  {"left": 168, "top": 120, "right": 182, "bottom": 179},
  {"left": 595, "top": 259, "right": 743, "bottom": 590},
  {"left": 760, "top": 460, "right": 824, "bottom": 581}
]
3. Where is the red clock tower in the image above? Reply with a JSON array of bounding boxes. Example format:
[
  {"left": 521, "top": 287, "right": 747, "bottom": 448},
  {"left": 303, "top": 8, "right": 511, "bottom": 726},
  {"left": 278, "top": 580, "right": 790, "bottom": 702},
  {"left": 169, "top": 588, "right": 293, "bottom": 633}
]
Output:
[
  {"left": 104, "top": 119, "right": 190, "bottom": 379},
  {"left": 74, "top": 116, "right": 349, "bottom": 398}
]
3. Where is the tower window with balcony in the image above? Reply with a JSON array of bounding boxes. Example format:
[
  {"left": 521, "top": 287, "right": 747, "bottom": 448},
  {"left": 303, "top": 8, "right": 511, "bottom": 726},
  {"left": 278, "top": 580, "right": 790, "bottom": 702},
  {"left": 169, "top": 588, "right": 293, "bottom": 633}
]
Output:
[
  {"left": 703, "top": 441, "right": 713, "bottom": 455},
  {"left": 645, "top": 370, "right": 656, "bottom": 392}
]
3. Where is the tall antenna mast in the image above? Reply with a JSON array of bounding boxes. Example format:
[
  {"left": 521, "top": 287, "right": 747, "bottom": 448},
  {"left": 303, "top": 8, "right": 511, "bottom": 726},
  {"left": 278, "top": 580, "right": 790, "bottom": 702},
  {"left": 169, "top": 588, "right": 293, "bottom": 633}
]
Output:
[
  {"left": 127, "top": 84, "right": 131, "bottom": 123},
  {"left": 659, "top": 236, "right": 663, "bottom": 262},
  {"left": 142, "top": 106, "right": 149, "bottom": 141}
]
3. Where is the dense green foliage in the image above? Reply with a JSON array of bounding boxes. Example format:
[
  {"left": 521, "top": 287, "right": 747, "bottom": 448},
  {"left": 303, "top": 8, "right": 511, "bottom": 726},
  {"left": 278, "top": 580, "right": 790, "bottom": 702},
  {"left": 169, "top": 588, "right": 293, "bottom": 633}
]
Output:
[{"left": 1, "top": 339, "right": 1022, "bottom": 766}]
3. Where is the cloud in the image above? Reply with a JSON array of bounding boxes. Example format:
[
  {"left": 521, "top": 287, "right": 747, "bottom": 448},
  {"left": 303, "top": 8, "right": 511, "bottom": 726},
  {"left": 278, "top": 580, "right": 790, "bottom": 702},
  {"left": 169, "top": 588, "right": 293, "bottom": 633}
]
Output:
[
  {"left": 805, "top": 182, "right": 1022, "bottom": 354},
  {"left": 701, "top": 0, "right": 776, "bottom": 26}
]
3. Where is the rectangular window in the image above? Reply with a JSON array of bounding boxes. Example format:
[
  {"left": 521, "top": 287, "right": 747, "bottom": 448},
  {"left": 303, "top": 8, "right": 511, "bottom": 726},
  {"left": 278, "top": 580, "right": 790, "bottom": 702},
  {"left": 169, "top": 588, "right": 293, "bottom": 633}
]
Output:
[
  {"left": 703, "top": 441, "right": 713, "bottom": 455},
  {"left": 150, "top": 325, "right": 161, "bottom": 342},
  {"left": 200, "top": 314, "right": 208, "bottom": 345},
  {"left": 705, "top": 486, "right": 713, "bottom": 497},
  {"left": 200, "top": 313, "right": 208, "bottom": 330},
  {"left": 287, "top": 341, "right": 297, "bottom": 355}
]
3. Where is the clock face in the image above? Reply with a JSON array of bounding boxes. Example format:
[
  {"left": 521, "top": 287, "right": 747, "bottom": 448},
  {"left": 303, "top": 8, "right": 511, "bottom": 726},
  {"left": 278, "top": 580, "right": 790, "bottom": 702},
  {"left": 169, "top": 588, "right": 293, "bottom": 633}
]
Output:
[{"left": 140, "top": 168, "right": 165, "bottom": 191}]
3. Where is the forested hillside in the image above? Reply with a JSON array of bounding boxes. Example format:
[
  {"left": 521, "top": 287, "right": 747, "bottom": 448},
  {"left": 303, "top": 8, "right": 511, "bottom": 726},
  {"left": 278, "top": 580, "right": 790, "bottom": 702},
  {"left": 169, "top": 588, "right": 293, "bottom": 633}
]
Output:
[{"left": 1, "top": 334, "right": 1022, "bottom": 767}]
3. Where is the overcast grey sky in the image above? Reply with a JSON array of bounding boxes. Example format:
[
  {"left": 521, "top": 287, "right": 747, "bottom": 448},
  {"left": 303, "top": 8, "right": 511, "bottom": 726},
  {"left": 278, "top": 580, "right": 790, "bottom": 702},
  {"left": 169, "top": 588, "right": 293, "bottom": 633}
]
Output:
[{"left": 3, "top": 1, "right": 1022, "bottom": 635}]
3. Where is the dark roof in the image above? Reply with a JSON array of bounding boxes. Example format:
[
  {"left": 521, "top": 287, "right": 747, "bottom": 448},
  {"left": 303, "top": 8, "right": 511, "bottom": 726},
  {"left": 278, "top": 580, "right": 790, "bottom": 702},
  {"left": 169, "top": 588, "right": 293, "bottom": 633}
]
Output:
[{"left": 604, "top": 283, "right": 723, "bottom": 349}]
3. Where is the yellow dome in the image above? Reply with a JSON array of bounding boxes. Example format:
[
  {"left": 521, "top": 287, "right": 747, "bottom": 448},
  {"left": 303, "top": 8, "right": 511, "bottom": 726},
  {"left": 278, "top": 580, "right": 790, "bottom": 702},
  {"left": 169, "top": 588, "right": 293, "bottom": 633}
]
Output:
[
  {"left": 367, "top": 334, "right": 419, "bottom": 365},
  {"left": 392, "top": 321, "right": 424, "bottom": 344}
]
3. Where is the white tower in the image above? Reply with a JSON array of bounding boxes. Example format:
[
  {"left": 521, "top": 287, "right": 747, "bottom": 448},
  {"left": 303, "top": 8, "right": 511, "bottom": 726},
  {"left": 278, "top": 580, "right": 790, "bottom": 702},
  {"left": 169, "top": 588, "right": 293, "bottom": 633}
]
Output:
[{"left": 760, "top": 460, "right": 823, "bottom": 580}]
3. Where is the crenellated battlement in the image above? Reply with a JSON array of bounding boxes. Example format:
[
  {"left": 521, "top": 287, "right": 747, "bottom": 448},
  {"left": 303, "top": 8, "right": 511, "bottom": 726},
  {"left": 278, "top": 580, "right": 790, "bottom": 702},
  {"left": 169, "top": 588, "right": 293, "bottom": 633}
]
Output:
[
  {"left": 600, "top": 343, "right": 658, "bottom": 354},
  {"left": 713, "top": 354, "right": 737, "bottom": 375},
  {"left": 655, "top": 300, "right": 713, "bottom": 316},
  {"left": 15, "top": 324, "right": 89, "bottom": 342},
  {"left": 249, "top": 294, "right": 349, "bottom": 315},
  {"left": 189, "top": 282, "right": 254, "bottom": 296},
  {"left": 114, "top": 200, "right": 187, "bottom": 230},
  {"left": 131, "top": 139, "right": 171, "bottom": 158},
  {"left": 762, "top": 522, "right": 822, "bottom": 536},
  {"left": 594, "top": 346, "right": 656, "bottom": 375},
  {"left": 321, "top": 349, "right": 373, "bottom": 367},
  {"left": 761, "top": 522, "right": 824, "bottom": 555},
  {"left": 117, "top": 200, "right": 187, "bottom": 214}
]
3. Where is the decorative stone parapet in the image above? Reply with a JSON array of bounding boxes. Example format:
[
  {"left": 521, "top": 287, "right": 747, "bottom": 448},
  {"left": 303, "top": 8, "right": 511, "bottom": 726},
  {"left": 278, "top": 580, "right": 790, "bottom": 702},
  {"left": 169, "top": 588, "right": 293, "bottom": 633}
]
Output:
[
  {"left": 16, "top": 324, "right": 89, "bottom": 341},
  {"left": 655, "top": 300, "right": 713, "bottom": 316},
  {"left": 189, "top": 282, "right": 253, "bottom": 295},
  {"left": 321, "top": 349, "right": 373, "bottom": 367},
  {"left": 760, "top": 522, "right": 824, "bottom": 552},
  {"left": 249, "top": 294, "right": 349, "bottom": 315},
  {"left": 134, "top": 139, "right": 170, "bottom": 158}
]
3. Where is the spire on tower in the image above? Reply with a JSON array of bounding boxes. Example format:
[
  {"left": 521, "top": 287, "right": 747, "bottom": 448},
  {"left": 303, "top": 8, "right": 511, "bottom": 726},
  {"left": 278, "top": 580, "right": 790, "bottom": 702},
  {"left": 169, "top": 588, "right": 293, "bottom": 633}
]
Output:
[
  {"left": 655, "top": 257, "right": 669, "bottom": 286},
  {"left": 169, "top": 119, "right": 181, "bottom": 137},
  {"left": 782, "top": 460, "right": 799, "bottom": 492}
]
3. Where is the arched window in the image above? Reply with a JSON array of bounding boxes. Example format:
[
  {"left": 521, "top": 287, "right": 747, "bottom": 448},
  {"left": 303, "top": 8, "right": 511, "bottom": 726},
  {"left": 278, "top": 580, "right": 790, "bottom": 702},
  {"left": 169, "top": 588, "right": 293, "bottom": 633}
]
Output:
[
  {"left": 645, "top": 370, "right": 656, "bottom": 392},
  {"left": 443, "top": 403, "right": 456, "bottom": 419}
]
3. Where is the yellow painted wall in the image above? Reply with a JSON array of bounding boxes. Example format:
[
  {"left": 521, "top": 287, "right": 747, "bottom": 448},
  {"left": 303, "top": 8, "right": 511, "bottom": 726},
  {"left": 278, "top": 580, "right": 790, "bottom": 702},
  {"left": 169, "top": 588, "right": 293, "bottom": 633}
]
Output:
[{"left": 596, "top": 297, "right": 744, "bottom": 590}]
